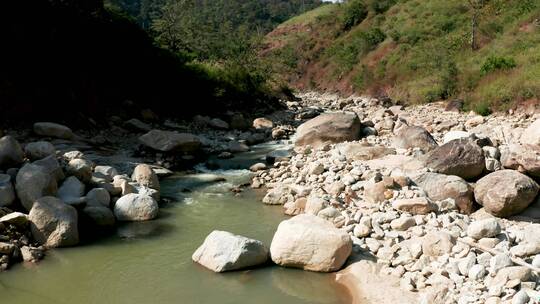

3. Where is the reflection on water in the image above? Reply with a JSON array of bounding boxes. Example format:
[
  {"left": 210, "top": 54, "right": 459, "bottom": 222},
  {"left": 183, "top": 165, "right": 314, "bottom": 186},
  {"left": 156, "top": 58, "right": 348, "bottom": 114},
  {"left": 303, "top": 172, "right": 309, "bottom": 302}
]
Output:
[{"left": 0, "top": 142, "right": 347, "bottom": 304}]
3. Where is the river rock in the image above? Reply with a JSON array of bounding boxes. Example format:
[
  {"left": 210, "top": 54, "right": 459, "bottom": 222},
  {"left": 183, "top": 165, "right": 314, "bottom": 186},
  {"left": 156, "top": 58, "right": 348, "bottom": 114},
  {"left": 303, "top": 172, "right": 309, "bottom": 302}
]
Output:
[
  {"left": 58, "top": 176, "right": 85, "bottom": 200},
  {"left": 24, "top": 141, "right": 55, "bottom": 162},
  {"left": 34, "top": 155, "right": 64, "bottom": 182},
  {"left": 16, "top": 163, "right": 58, "bottom": 210},
  {"left": 424, "top": 138, "right": 485, "bottom": 180},
  {"left": 422, "top": 232, "right": 456, "bottom": 257},
  {"left": 113, "top": 193, "right": 158, "bottom": 221},
  {"left": 0, "top": 136, "right": 24, "bottom": 168},
  {"left": 520, "top": 118, "right": 540, "bottom": 146},
  {"left": 29, "top": 196, "right": 79, "bottom": 247},
  {"left": 336, "top": 142, "right": 395, "bottom": 161},
  {"left": 86, "top": 188, "right": 110, "bottom": 207},
  {"left": 253, "top": 118, "right": 274, "bottom": 129},
  {"left": 262, "top": 187, "right": 291, "bottom": 205},
  {"left": 139, "top": 130, "right": 201, "bottom": 153},
  {"left": 270, "top": 214, "right": 352, "bottom": 272},
  {"left": 82, "top": 206, "right": 115, "bottom": 227},
  {"left": 250, "top": 163, "right": 266, "bottom": 172},
  {"left": 294, "top": 113, "right": 362, "bottom": 148},
  {"left": 474, "top": 170, "right": 539, "bottom": 217},
  {"left": 33, "top": 122, "right": 74, "bottom": 139},
  {"left": 192, "top": 230, "right": 269, "bottom": 272},
  {"left": 467, "top": 218, "right": 501, "bottom": 239},
  {"left": 20, "top": 246, "right": 44, "bottom": 263},
  {"left": 0, "top": 212, "right": 28, "bottom": 227},
  {"left": 392, "top": 126, "right": 438, "bottom": 152},
  {"left": 131, "top": 164, "right": 160, "bottom": 191},
  {"left": 500, "top": 144, "right": 540, "bottom": 177},
  {"left": 392, "top": 198, "right": 437, "bottom": 215},
  {"left": 66, "top": 158, "right": 93, "bottom": 183},
  {"left": 411, "top": 172, "right": 474, "bottom": 214},
  {"left": 443, "top": 131, "right": 470, "bottom": 144},
  {"left": 0, "top": 174, "right": 15, "bottom": 207},
  {"left": 94, "top": 165, "right": 118, "bottom": 181}
]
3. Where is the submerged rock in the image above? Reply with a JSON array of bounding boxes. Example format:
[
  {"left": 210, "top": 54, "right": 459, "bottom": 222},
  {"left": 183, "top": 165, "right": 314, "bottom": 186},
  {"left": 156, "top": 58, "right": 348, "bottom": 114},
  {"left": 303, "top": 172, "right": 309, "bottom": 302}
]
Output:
[
  {"left": 192, "top": 230, "right": 269, "bottom": 272},
  {"left": 270, "top": 214, "right": 352, "bottom": 272}
]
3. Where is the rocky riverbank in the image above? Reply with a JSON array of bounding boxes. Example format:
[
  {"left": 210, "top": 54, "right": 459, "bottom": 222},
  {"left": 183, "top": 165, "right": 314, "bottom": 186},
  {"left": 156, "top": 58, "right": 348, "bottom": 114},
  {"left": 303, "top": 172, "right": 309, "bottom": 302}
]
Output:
[
  {"left": 249, "top": 92, "right": 540, "bottom": 304},
  {"left": 0, "top": 109, "right": 296, "bottom": 271}
]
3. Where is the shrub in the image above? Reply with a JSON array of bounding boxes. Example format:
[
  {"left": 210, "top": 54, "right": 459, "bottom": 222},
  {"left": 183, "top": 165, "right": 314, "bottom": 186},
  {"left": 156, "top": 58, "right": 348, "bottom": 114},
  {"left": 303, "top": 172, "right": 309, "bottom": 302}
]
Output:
[
  {"left": 342, "top": 0, "right": 368, "bottom": 31},
  {"left": 480, "top": 56, "right": 517, "bottom": 75},
  {"left": 473, "top": 101, "right": 492, "bottom": 116},
  {"left": 370, "top": 0, "right": 397, "bottom": 14}
]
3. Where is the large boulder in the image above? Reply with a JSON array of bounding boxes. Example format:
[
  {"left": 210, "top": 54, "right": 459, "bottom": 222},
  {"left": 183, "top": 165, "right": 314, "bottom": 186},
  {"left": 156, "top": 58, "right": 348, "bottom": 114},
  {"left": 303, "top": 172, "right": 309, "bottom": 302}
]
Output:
[
  {"left": 0, "top": 136, "right": 24, "bottom": 168},
  {"left": 28, "top": 196, "right": 79, "bottom": 247},
  {"left": 424, "top": 138, "right": 485, "bottom": 180},
  {"left": 34, "top": 155, "right": 65, "bottom": 182},
  {"left": 500, "top": 144, "right": 540, "bottom": 177},
  {"left": 113, "top": 193, "right": 158, "bottom": 221},
  {"left": 474, "top": 170, "right": 539, "bottom": 217},
  {"left": 24, "top": 141, "right": 56, "bottom": 161},
  {"left": 192, "top": 230, "right": 269, "bottom": 272},
  {"left": 294, "top": 113, "right": 362, "bottom": 148},
  {"left": 392, "top": 126, "right": 438, "bottom": 152},
  {"left": 139, "top": 130, "right": 201, "bottom": 153},
  {"left": 520, "top": 118, "right": 540, "bottom": 146},
  {"left": 33, "top": 122, "right": 74, "bottom": 139},
  {"left": 131, "top": 164, "right": 160, "bottom": 190},
  {"left": 0, "top": 174, "right": 15, "bottom": 207},
  {"left": 270, "top": 214, "right": 352, "bottom": 272},
  {"left": 411, "top": 172, "right": 474, "bottom": 214},
  {"left": 16, "top": 163, "right": 58, "bottom": 210}
]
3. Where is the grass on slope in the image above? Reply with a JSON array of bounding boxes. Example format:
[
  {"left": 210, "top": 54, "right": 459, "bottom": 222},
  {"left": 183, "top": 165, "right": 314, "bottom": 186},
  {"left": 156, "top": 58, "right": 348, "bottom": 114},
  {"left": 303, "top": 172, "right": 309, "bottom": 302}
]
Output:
[{"left": 265, "top": 0, "right": 540, "bottom": 114}]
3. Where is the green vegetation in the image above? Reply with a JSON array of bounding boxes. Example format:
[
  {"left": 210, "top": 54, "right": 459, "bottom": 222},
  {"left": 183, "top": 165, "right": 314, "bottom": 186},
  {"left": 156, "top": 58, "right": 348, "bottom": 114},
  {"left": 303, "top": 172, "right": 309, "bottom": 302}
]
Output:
[{"left": 264, "top": 0, "right": 540, "bottom": 113}]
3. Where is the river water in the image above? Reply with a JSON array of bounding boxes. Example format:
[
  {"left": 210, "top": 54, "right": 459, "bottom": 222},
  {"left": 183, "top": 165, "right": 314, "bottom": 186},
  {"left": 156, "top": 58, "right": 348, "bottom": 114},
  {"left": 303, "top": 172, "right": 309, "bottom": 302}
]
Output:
[{"left": 0, "top": 142, "right": 348, "bottom": 304}]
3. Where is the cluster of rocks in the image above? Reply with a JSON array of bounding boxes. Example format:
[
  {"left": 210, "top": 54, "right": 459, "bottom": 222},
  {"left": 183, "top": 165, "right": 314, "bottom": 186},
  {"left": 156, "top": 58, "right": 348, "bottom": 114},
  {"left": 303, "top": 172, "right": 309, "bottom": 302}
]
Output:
[
  {"left": 135, "top": 112, "right": 296, "bottom": 168},
  {"left": 249, "top": 93, "right": 540, "bottom": 303},
  {"left": 0, "top": 122, "right": 164, "bottom": 270}
]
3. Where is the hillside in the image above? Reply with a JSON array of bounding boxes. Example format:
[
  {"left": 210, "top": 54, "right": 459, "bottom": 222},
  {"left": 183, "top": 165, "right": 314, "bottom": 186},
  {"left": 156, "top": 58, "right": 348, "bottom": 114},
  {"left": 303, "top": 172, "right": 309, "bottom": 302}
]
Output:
[{"left": 264, "top": 0, "right": 540, "bottom": 114}]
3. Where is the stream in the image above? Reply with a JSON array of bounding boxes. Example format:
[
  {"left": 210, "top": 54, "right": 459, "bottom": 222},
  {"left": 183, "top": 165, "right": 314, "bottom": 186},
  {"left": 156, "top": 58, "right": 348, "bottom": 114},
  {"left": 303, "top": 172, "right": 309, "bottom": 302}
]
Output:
[{"left": 0, "top": 142, "right": 349, "bottom": 304}]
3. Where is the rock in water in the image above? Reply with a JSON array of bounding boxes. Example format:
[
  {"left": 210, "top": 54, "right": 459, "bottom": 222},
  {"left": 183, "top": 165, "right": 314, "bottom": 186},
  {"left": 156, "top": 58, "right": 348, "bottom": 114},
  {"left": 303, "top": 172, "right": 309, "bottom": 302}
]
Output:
[
  {"left": 16, "top": 163, "right": 58, "bottom": 210},
  {"left": 424, "top": 138, "right": 485, "bottom": 180},
  {"left": 28, "top": 196, "right": 79, "bottom": 247},
  {"left": 270, "top": 214, "right": 352, "bottom": 272},
  {"left": 474, "top": 170, "right": 539, "bottom": 217},
  {"left": 192, "top": 230, "right": 269, "bottom": 272},
  {"left": 139, "top": 130, "right": 201, "bottom": 153},
  {"left": 113, "top": 193, "right": 158, "bottom": 221},
  {"left": 131, "top": 164, "right": 160, "bottom": 191},
  {"left": 294, "top": 113, "right": 362, "bottom": 148},
  {"left": 411, "top": 172, "right": 474, "bottom": 214},
  {"left": 33, "top": 122, "right": 74, "bottom": 139},
  {"left": 0, "top": 135, "right": 24, "bottom": 168},
  {"left": 24, "top": 141, "right": 56, "bottom": 161},
  {"left": 392, "top": 126, "right": 438, "bottom": 152}
]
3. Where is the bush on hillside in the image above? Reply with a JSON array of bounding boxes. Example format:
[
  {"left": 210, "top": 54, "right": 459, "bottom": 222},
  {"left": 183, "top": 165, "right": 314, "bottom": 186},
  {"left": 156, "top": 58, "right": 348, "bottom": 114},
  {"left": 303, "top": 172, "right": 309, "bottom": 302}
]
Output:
[
  {"left": 342, "top": 0, "right": 368, "bottom": 31},
  {"left": 480, "top": 56, "right": 517, "bottom": 75}
]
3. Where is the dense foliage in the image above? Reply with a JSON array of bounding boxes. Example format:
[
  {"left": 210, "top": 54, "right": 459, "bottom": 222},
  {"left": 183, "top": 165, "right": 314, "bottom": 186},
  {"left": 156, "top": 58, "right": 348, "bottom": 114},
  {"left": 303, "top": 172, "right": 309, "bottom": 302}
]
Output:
[
  {"left": 0, "top": 0, "right": 285, "bottom": 124},
  {"left": 265, "top": 0, "right": 540, "bottom": 114}
]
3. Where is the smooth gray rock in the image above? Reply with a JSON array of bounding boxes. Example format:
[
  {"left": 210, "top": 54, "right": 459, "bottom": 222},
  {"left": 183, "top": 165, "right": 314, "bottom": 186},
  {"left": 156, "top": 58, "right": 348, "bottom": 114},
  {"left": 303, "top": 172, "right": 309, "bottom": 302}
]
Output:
[
  {"left": 113, "top": 193, "right": 158, "bottom": 221},
  {"left": 16, "top": 163, "right": 58, "bottom": 210},
  {"left": 0, "top": 174, "right": 15, "bottom": 207},
  {"left": 139, "top": 130, "right": 201, "bottom": 153},
  {"left": 24, "top": 141, "right": 55, "bottom": 161},
  {"left": 0, "top": 136, "right": 24, "bottom": 168},
  {"left": 86, "top": 188, "right": 110, "bottom": 207},
  {"left": 192, "top": 230, "right": 268, "bottom": 272},
  {"left": 33, "top": 122, "right": 74, "bottom": 139},
  {"left": 58, "top": 176, "right": 85, "bottom": 202}
]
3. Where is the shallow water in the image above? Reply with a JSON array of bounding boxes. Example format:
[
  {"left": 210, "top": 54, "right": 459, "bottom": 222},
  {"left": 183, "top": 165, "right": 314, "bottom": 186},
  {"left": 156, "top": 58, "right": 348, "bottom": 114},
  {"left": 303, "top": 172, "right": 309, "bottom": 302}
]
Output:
[{"left": 0, "top": 143, "right": 348, "bottom": 304}]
